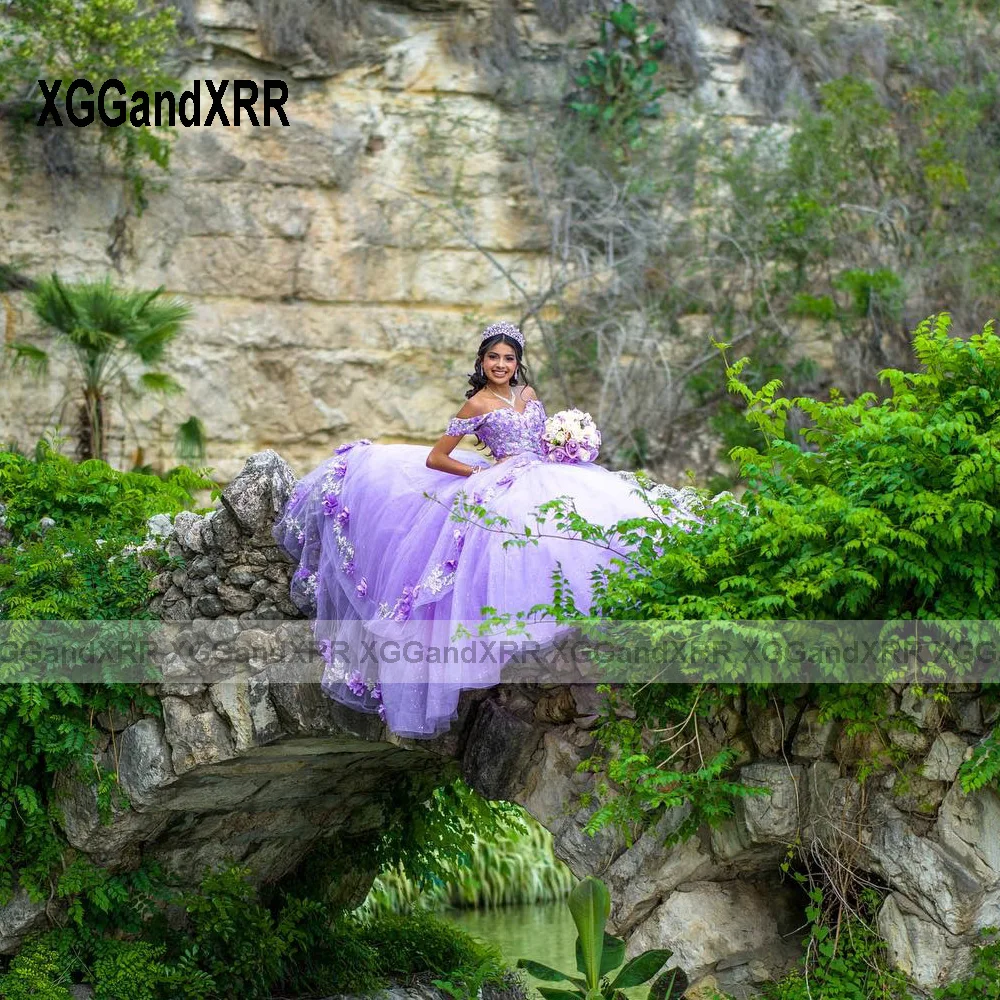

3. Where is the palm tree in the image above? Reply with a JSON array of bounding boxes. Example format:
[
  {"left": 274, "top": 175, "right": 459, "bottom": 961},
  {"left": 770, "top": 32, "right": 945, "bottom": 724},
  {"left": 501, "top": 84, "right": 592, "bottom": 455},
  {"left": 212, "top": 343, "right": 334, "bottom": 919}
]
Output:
[{"left": 7, "top": 274, "right": 205, "bottom": 464}]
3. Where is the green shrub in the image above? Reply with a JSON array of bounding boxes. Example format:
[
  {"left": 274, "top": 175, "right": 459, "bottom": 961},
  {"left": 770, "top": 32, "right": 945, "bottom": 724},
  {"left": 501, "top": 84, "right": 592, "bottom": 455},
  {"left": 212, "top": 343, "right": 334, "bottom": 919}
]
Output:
[
  {"left": 518, "top": 877, "right": 687, "bottom": 1000},
  {"left": 934, "top": 930, "right": 1000, "bottom": 999},
  {"left": 360, "top": 805, "right": 573, "bottom": 917},
  {"left": 363, "top": 911, "right": 506, "bottom": 982},
  {"left": 0, "top": 0, "right": 183, "bottom": 208},
  {"left": 0, "top": 443, "right": 211, "bottom": 897},
  {"left": 0, "top": 865, "right": 514, "bottom": 1000},
  {"left": 0, "top": 937, "right": 72, "bottom": 1000},
  {"left": 176, "top": 866, "right": 287, "bottom": 999},
  {"left": 0, "top": 440, "right": 212, "bottom": 620},
  {"left": 91, "top": 941, "right": 169, "bottom": 1000}
]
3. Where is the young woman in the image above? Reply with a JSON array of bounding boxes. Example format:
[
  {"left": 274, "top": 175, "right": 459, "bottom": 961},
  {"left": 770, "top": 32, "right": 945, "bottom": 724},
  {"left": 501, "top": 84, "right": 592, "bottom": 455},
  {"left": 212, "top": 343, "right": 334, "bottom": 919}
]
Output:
[{"left": 274, "top": 321, "right": 699, "bottom": 737}]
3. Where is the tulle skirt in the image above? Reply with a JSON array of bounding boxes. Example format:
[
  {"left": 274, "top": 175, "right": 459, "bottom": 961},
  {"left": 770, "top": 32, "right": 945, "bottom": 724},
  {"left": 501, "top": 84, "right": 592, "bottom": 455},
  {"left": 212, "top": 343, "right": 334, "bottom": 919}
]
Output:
[{"left": 273, "top": 440, "right": 695, "bottom": 737}]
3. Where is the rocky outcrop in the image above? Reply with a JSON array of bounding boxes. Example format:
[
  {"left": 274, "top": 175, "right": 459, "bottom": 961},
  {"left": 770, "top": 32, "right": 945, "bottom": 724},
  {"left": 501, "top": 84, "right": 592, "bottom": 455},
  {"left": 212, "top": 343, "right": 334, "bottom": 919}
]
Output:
[
  {"left": 0, "top": 0, "right": 897, "bottom": 483},
  {"left": 2, "top": 450, "right": 998, "bottom": 998}
]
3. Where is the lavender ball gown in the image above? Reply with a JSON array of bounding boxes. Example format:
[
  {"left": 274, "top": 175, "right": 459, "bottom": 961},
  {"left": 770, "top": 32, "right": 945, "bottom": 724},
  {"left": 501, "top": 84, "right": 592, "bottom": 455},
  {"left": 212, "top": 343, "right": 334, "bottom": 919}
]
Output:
[{"left": 273, "top": 397, "right": 699, "bottom": 737}]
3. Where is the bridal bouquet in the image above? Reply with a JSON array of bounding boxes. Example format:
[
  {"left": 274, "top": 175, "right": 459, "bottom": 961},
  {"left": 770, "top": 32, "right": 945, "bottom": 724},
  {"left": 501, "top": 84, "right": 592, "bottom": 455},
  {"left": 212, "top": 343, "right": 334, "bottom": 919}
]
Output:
[{"left": 542, "top": 409, "right": 601, "bottom": 464}]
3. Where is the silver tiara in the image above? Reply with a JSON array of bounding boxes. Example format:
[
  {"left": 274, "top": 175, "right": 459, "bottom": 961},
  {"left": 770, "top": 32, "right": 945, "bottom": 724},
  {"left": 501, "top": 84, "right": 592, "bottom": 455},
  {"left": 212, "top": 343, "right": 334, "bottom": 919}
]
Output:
[{"left": 480, "top": 321, "right": 524, "bottom": 349}]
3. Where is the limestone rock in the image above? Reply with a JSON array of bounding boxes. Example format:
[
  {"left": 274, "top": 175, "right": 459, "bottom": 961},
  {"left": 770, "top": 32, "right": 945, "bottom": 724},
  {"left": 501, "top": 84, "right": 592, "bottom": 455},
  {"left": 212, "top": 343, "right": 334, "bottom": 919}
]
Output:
[
  {"left": 161, "top": 696, "right": 237, "bottom": 775},
  {"left": 888, "top": 726, "right": 932, "bottom": 755},
  {"left": 935, "top": 783, "right": 1000, "bottom": 886},
  {"left": 208, "top": 676, "right": 283, "bottom": 751},
  {"left": 626, "top": 879, "right": 803, "bottom": 988},
  {"left": 606, "top": 810, "right": 712, "bottom": 936},
  {"left": 901, "top": 688, "right": 945, "bottom": 731},
  {"left": 922, "top": 732, "right": 969, "bottom": 783},
  {"left": 0, "top": 888, "right": 50, "bottom": 954},
  {"left": 888, "top": 771, "right": 947, "bottom": 817},
  {"left": 790, "top": 708, "right": 839, "bottom": 759},
  {"left": 515, "top": 725, "right": 622, "bottom": 879},
  {"left": 117, "top": 717, "right": 179, "bottom": 810},
  {"left": 55, "top": 761, "right": 171, "bottom": 866},
  {"left": 865, "top": 808, "right": 984, "bottom": 935},
  {"left": 219, "top": 450, "right": 297, "bottom": 537},
  {"left": 746, "top": 701, "right": 786, "bottom": 757},
  {"left": 146, "top": 513, "right": 174, "bottom": 539},
  {"left": 878, "top": 893, "right": 974, "bottom": 992},
  {"left": 462, "top": 699, "right": 540, "bottom": 801},
  {"left": 739, "top": 762, "right": 806, "bottom": 844},
  {"left": 172, "top": 510, "right": 210, "bottom": 554}
]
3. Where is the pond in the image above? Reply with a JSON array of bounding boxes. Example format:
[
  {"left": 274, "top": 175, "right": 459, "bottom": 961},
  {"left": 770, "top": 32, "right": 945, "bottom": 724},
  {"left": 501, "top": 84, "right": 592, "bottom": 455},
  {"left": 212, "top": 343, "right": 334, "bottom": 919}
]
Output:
[{"left": 443, "top": 901, "right": 578, "bottom": 988}]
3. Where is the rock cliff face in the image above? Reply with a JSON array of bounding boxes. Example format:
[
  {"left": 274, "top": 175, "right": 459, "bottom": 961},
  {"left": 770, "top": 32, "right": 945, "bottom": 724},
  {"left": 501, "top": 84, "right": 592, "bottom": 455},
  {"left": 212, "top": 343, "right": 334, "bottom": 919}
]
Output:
[
  {"left": 3, "top": 450, "right": 998, "bottom": 997},
  {"left": 0, "top": 0, "right": 893, "bottom": 482}
]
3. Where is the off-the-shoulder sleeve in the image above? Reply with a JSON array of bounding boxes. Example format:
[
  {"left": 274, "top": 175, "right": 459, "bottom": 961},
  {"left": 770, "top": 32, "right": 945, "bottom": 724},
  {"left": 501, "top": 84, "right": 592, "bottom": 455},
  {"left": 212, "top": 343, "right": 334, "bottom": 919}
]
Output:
[{"left": 445, "top": 413, "right": 485, "bottom": 437}]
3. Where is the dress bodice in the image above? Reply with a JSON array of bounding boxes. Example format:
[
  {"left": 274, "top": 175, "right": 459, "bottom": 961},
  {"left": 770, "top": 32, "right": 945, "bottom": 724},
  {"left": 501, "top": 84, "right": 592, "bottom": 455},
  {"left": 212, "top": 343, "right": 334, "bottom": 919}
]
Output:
[{"left": 446, "top": 399, "right": 547, "bottom": 460}]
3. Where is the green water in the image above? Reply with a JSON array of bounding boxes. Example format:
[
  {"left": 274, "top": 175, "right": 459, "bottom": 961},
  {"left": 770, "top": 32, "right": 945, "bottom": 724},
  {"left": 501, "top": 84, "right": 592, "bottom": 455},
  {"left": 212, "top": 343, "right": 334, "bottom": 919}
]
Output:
[{"left": 443, "top": 902, "right": 579, "bottom": 984}]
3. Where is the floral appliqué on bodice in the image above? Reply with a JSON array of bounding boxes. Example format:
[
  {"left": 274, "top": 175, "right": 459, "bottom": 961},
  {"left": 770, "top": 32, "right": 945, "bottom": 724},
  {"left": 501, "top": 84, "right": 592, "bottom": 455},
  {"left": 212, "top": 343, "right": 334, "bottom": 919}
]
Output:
[{"left": 446, "top": 399, "right": 546, "bottom": 460}]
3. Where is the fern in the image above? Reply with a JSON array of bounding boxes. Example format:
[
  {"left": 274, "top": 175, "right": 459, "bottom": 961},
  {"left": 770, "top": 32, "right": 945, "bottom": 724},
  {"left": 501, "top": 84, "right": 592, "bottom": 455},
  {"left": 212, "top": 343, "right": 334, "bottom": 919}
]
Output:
[{"left": 959, "top": 727, "right": 1000, "bottom": 794}]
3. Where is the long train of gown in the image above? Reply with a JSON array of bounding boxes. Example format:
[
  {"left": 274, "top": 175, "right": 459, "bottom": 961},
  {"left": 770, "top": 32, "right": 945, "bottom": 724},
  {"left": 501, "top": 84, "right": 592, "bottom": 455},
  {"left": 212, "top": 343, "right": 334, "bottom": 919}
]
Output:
[{"left": 273, "top": 399, "right": 700, "bottom": 737}]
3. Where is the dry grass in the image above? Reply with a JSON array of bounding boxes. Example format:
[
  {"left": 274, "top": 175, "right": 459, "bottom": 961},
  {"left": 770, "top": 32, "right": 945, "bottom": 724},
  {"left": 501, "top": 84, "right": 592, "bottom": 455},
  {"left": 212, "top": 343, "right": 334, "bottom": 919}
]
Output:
[
  {"left": 738, "top": 6, "right": 894, "bottom": 118},
  {"left": 535, "top": 0, "right": 599, "bottom": 33},
  {"left": 254, "top": 0, "right": 369, "bottom": 68},
  {"left": 442, "top": 0, "right": 522, "bottom": 79}
]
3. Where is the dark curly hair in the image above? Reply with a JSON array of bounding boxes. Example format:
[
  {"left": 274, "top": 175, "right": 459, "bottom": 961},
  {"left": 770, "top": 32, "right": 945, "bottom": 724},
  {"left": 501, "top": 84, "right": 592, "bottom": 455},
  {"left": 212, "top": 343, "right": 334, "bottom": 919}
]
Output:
[{"left": 465, "top": 333, "right": 531, "bottom": 399}]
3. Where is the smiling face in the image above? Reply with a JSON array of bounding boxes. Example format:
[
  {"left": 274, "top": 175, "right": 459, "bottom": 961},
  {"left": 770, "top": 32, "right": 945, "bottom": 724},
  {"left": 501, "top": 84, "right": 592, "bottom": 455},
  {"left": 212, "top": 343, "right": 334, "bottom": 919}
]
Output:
[{"left": 481, "top": 339, "right": 518, "bottom": 390}]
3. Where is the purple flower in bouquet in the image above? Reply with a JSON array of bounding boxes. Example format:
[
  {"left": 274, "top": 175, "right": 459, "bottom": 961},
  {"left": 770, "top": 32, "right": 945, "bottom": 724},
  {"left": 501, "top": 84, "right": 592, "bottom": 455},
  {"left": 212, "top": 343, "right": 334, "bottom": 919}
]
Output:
[{"left": 542, "top": 410, "right": 601, "bottom": 464}]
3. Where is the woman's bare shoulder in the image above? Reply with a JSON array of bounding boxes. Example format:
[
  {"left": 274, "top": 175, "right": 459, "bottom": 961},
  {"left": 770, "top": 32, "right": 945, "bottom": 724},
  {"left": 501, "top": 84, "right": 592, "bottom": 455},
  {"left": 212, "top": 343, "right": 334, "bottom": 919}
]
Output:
[
  {"left": 519, "top": 385, "right": 538, "bottom": 401},
  {"left": 455, "top": 392, "right": 490, "bottom": 419}
]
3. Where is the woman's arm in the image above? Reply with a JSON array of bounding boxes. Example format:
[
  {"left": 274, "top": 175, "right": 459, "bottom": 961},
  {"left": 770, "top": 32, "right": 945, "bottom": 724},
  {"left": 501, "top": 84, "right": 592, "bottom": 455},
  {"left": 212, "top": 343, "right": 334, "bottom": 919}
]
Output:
[
  {"left": 426, "top": 433, "right": 485, "bottom": 476},
  {"left": 426, "top": 400, "right": 488, "bottom": 476}
]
